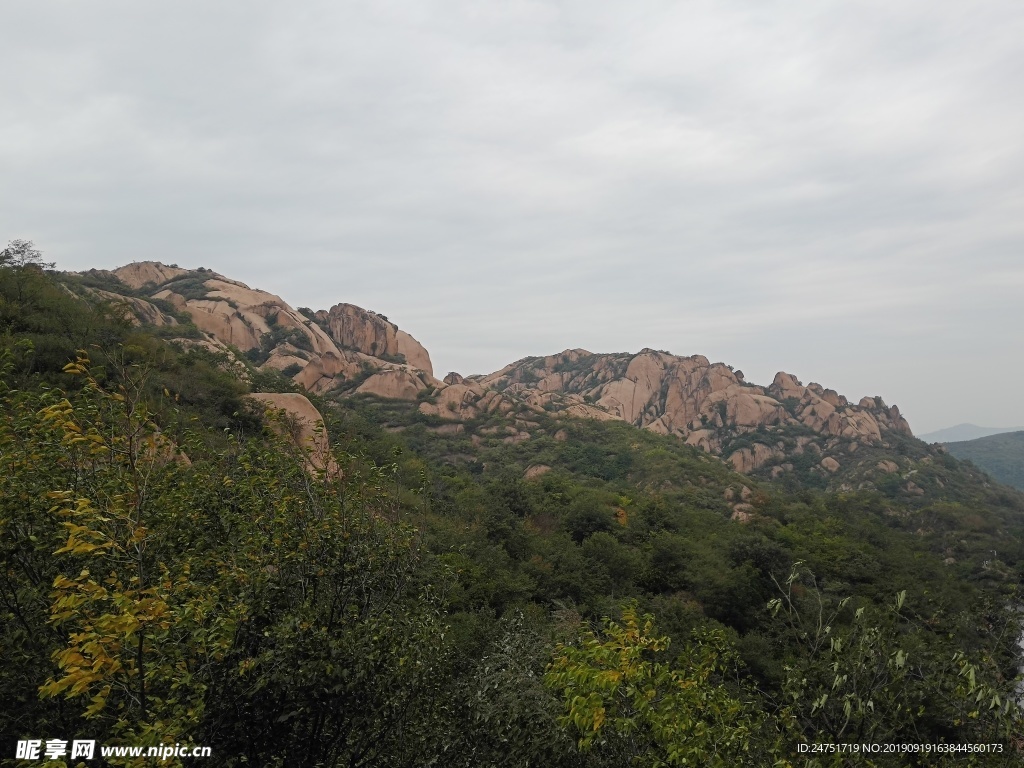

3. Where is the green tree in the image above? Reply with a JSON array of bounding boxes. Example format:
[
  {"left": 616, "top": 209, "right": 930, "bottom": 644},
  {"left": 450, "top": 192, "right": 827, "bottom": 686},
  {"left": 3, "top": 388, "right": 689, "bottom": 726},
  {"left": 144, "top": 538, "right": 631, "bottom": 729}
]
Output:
[
  {"left": 34, "top": 353, "right": 241, "bottom": 761},
  {"left": 2, "top": 347, "right": 456, "bottom": 766},
  {"left": 545, "top": 606, "right": 780, "bottom": 766},
  {"left": 769, "top": 563, "right": 1023, "bottom": 766},
  {"left": 1, "top": 239, "right": 55, "bottom": 302},
  {"left": 0, "top": 342, "right": 79, "bottom": 748}
]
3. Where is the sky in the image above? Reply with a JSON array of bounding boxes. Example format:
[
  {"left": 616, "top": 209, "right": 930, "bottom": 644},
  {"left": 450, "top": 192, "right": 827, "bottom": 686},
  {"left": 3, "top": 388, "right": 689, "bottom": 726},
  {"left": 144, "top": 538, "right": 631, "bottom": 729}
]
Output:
[{"left": 2, "top": 1, "right": 1023, "bottom": 435}]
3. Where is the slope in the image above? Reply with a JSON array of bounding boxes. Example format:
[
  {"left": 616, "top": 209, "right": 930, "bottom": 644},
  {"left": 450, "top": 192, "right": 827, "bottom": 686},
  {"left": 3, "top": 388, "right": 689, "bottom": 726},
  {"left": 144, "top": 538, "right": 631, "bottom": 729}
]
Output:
[
  {"left": 2, "top": 252, "right": 1023, "bottom": 764},
  {"left": 919, "top": 423, "right": 1024, "bottom": 442},
  {"left": 944, "top": 431, "right": 1024, "bottom": 490}
]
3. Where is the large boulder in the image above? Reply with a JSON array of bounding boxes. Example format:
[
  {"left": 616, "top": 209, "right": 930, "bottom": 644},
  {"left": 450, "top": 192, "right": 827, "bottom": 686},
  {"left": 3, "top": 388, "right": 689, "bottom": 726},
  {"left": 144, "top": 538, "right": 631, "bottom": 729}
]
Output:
[
  {"left": 356, "top": 369, "right": 432, "bottom": 401},
  {"left": 112, "top": 261, "right": 189, "bottom": 289},
  {"left": 249, "top": 393, "right": 335, "bottom": 474},
  {"left": 315, "top": 304, "right": 433, "bottom": 376},
  {"left": 728, "top": 444, "right": 781, "bottom": 473}
]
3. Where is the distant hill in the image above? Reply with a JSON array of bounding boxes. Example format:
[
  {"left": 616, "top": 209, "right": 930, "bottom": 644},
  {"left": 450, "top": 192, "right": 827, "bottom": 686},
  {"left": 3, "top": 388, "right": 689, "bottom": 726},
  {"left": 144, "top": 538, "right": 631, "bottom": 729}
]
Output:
[
  {"left": 943, "top": 431, "right": 1024, "bottom": 490},
  {"left": 919, "top": 423, "right": 1024, "bottom": 443}
]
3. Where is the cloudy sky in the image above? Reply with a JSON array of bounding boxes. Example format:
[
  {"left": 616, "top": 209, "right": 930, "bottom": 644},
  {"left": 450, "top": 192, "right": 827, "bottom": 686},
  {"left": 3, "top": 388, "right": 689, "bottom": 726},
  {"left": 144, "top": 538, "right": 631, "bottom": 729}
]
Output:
[{"left": 2, "top": 1, "right": 1023, "bottom": 434}]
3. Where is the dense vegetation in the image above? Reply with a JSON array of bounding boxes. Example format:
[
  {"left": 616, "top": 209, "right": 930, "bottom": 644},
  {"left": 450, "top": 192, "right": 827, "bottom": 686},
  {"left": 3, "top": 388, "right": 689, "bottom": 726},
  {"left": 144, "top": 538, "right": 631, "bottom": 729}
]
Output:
[
  {"left": 2, "top": 246, "right": 1023, "bottom": 766},
  {"left": 944, "top": 431, "right": 1024, "bottom": 491}
]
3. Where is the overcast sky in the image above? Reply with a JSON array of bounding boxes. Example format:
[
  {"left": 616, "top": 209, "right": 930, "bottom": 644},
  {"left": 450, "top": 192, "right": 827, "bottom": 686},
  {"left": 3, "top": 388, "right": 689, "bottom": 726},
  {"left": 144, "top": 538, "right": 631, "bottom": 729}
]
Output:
[{"left": 3, "top": 1, "right": 1023, "bottom": 434}]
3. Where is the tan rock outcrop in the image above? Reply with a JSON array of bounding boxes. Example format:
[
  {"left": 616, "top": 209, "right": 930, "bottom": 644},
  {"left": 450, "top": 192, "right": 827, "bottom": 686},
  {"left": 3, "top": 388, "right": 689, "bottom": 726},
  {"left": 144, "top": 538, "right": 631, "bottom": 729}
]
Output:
[
  {"left": 315, "top": 304, "right": 392, "bottom": 357},
  {"left": 701, "top": 388, "right": 785, "bottom": 428},
  {"left": 293, "top": 350, "right": 376, "bottom": 394},
  {"left": 88, "top": 289, "right": 179, "bottom": 327},
  {"left": 103, "top": 263, "right": 439, "bottom": 398},
  {"left": 418, "top": 382, "right": 487, "bottom": 420},
  {"left": 684, "top": 429, "right": 720, "bottom": 453},
  {"left": 356, "top": 368, "right": 431, "bottom": 401},
  {"left": 96, "top": 262, "right": 918, "bottom": 480},
  {"left": 800, "top": 399, "right": 836, "bottom": 431},
  {"left": 315, "top": 304, "right": 433, "bottom": 377},
  {"left": 818, "top": 388, "right": 845, "bottom": 408},
  {"left": 142, "top": 429, "right": 192, "bottom": 467},
  {"left": 182, "top": 297, "right": 268, "bottom": 350},
  {"left": 820, "top": 457, "right": 841, "bottom": 473},
  {"left": 112, "top": 261, "right": 189, "bottom": 289},
  {"left": 249, "top": 393, "right": 334, "bottom": 474},
  {"left": 261, "top": 345, "right": 310, "bottom": 374},
  {"left": 729, "top": 444, "right": 781, "bottom": 473},
  {"left": 478, "top": 348, "right": 913, "bottom": 476},
  {"left": 770, "top": 371, "right": 806, "bottom": 400},
  {"left": 202, "top": 278, "right": 284, "bottom": 308},
  {"left": 396, "top": 330, "right": 432, "bottom": 374},
  {"left": 876, "top": 404, "right": 913, "bottom": 436}
]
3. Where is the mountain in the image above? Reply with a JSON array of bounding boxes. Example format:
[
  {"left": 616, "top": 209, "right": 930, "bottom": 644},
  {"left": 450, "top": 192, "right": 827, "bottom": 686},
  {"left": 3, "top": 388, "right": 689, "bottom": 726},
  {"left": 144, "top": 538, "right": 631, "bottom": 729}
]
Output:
[
  {"left": 68, "top": 261, "right": 435, "bottom": 387},
  {"left": 3, "top": 253, "right": 1023, "bottom": 764},
  {"left": 918, "top": 423, "right": 1024, "bottom": 443},
  {"left": 70, "top": 261, "right": 926, "bottom": 494},
  {"left": 943, "top": 431, "right": 1024, "bottom": 490},
  {"left": 467, "top": 349, "right": 913, "bottom": 482}
]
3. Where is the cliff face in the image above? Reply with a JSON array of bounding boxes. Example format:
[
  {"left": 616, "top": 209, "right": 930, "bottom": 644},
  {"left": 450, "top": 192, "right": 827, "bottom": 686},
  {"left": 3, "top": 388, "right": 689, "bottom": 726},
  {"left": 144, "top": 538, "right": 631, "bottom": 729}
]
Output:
[
  {"left": 450, "top": 348, "right": 912, "bottom": 478},
  {"left": 472, "top": 348, "right": 910, "bottom": 463},
  {"left": 100, "top": 262, "right": 434, "bottom": 395},
  {"left": 89, "top": 261, "right": 915, "bottom": 484},
  {"left": 313, "top": 304, "right": 432, "bottom": 374},
  {"left": 248, "top": 392, "right": 336, "bottom": 475}
]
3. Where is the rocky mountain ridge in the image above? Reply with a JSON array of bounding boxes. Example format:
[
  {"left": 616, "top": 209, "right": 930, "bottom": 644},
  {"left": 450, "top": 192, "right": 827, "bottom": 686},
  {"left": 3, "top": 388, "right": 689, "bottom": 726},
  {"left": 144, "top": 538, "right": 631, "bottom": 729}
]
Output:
[
  {"left": 72, "top": 261, "right": 919, "bottom": 486},
  {"left": 468, "top": 348, "right": 912, "bottom": 475},
  {"left": 74, "top": 261, "right": 435, "bottom": 394}
]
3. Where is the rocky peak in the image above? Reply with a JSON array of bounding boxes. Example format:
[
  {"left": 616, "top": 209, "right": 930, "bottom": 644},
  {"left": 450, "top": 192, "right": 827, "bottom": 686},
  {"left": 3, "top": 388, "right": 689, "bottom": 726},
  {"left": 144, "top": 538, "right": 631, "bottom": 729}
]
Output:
[
  {"left": 91, "top": 262, "right": 436, "bottom": 397},
  {"left": 468, "top": 349, "right": 915, "bottom": 478},
  {"left": 112, "top": 261, "right": 190, "bottom": 290},
  {"left": 314, "top": 303, "right": 432, "bottom": 376},
  {"left": 85, "top": 261, "right": 917, "bottom": 484}
]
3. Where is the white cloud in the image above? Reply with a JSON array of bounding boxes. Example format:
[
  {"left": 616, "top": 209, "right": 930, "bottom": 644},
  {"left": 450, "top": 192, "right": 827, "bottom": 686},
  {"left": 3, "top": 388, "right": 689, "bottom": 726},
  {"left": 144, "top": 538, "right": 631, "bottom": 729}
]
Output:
[{"left": 1, "top": 0, "right": 1022, "bottom": 433}]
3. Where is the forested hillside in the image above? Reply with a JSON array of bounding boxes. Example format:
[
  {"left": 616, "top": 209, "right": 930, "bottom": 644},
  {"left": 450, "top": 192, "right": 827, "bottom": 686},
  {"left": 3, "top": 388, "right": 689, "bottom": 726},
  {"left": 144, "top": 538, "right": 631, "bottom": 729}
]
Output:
[
  {"left": 2, "top": 246, "right": 1023, "bottom": 766},
  {"left": 943, "top": 431, "right": 1024, "bottom": 491}
]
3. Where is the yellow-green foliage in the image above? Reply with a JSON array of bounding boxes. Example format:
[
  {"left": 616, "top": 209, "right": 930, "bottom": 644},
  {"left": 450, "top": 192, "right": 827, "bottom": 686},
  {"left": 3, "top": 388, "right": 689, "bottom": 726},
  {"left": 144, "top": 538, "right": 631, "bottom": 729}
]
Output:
[{"left": 545, "top": 606, "right": 781, "bottom": 766}]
